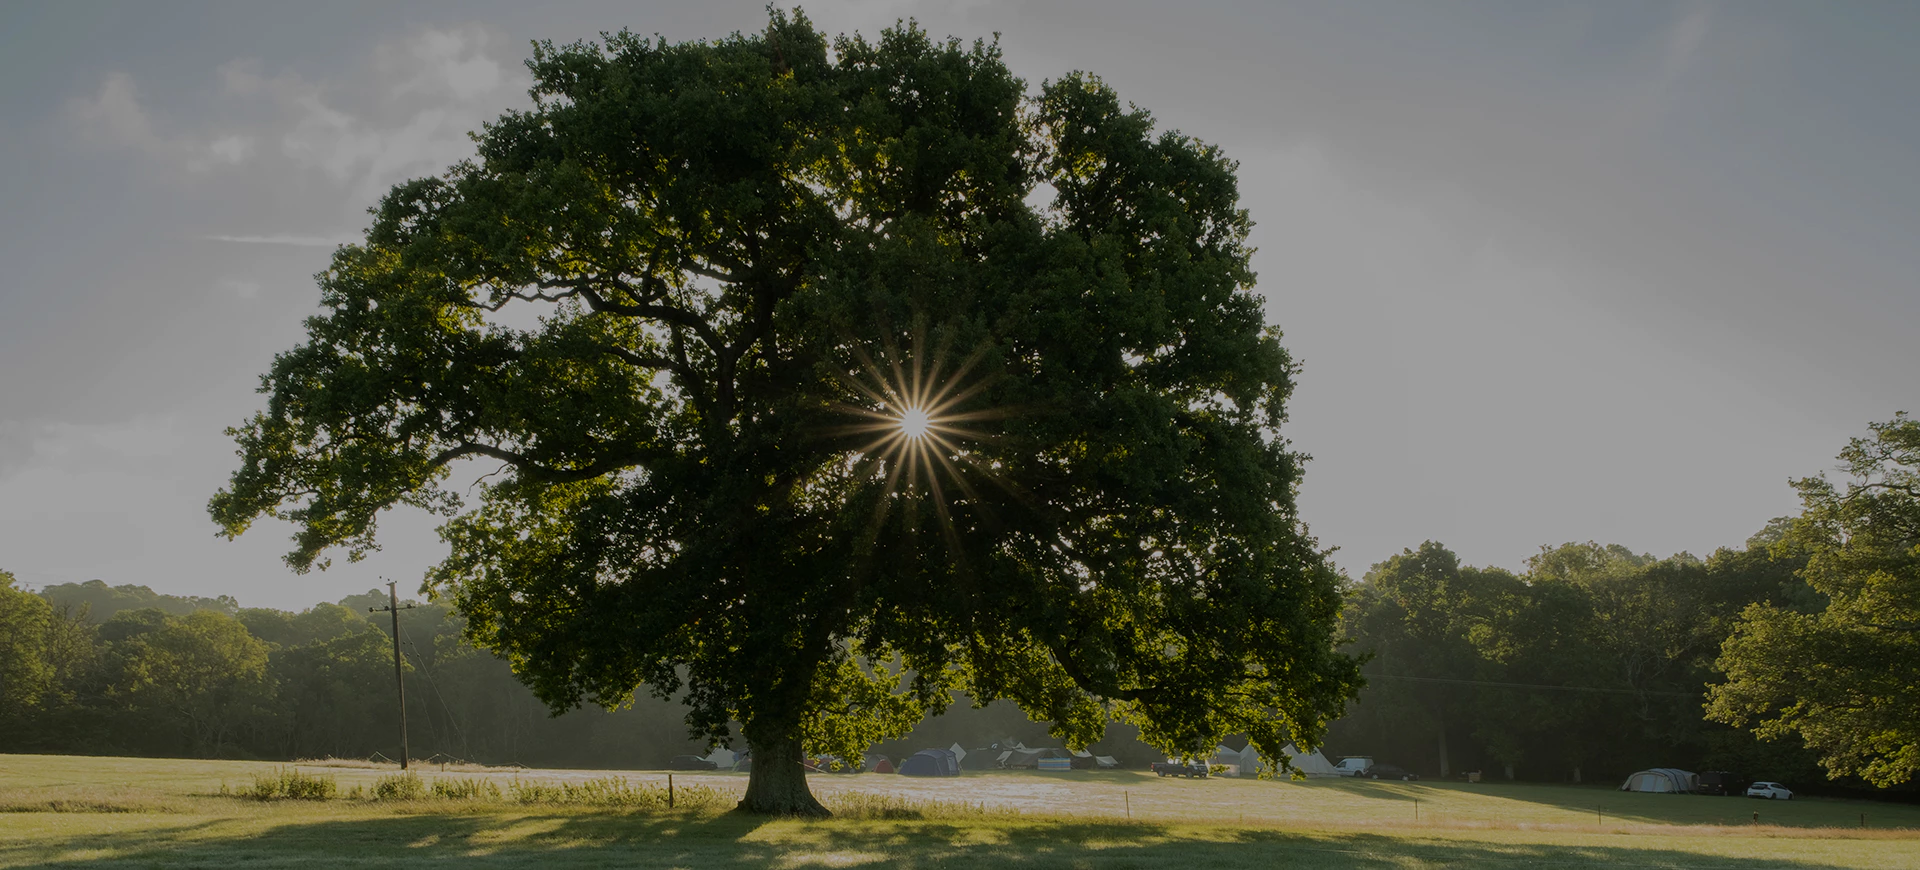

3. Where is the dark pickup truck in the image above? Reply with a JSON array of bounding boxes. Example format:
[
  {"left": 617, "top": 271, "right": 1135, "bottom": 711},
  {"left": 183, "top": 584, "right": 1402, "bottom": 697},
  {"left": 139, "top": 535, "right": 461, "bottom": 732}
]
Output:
[{"left": 1151, "top": 761, "right": 1209, "bottom": 778}]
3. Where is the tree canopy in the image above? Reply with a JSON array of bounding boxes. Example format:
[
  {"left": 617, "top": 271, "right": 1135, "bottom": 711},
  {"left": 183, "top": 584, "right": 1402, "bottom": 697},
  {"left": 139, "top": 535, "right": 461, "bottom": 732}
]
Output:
[
  {"left": 210, "top": 12, "right": 1359, "bottom": 813},
  {"left": 1709, "top": 412, "right": 1920, "bottom": 787}
]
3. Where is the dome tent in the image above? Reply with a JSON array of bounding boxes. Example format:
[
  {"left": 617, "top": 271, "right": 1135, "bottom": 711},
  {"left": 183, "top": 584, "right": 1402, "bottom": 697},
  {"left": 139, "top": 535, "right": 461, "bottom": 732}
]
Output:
[
  {"left": 1620, "top": 768, "right": 1699, "bottom": 793},
  {"left": 897, "top": 749, "right": 960, "bottom": 777}
]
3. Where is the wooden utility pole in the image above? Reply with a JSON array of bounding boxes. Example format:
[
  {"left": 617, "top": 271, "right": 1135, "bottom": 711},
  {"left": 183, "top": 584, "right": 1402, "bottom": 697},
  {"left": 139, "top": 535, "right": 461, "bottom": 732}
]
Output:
[{"left": 369, "top": 580, "right": 416, "bottom": 770}]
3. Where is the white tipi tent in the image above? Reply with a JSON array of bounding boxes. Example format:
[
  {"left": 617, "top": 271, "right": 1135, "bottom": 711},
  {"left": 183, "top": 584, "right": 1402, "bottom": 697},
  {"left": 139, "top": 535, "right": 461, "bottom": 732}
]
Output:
[
  {"left": 1208, "top": 744, "right": 1247, "bottom": 776},
  {"left": 1208, "top": 743, "right": 1340, "bottom": 777},
  {"left": 1280, "top": 743, "right": 1341, "bottom": 777}
]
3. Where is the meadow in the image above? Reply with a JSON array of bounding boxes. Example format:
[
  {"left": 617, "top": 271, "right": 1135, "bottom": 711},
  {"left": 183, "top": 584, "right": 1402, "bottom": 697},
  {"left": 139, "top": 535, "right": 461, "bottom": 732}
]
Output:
[{"left": 3, "top": 754, "right": 1917, "bottom": 869}]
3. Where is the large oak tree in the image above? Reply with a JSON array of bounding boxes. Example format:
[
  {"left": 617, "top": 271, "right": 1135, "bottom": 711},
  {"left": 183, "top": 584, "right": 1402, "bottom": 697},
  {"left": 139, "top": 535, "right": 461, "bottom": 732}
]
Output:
[{"left": 213, "top": 12, "right": 1359, "bottom": 814}]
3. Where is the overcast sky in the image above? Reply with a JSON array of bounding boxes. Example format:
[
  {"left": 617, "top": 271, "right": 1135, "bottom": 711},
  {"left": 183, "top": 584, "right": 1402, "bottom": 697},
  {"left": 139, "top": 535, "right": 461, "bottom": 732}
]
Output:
[{"left": 2, "top": 1, "right": 1915, "bottom": 610}]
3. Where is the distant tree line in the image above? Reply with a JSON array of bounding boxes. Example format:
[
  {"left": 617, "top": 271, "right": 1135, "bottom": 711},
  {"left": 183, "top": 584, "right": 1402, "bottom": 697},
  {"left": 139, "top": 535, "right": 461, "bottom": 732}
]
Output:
[
  {"left": 0, "top": 575, "right": 1152, "bottom": 767},
  {"left": 1327, "top": 413, "right": 1920, "bottom": 795},
  {"left": 1326, "top": 535, "right": 1824, "bottom": 786},
  {"left": 3, "top": 414, "right": 1914, "bottom": 790},
  {"left": 0, "top": 578, "right": 714, "bottom": 766}
]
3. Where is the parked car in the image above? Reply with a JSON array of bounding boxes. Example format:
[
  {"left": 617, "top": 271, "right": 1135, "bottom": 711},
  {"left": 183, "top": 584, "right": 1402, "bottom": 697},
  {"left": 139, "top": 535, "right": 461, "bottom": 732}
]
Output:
[
  {"left": 1746, "top": 782, "right": 1793, "bottom": 800},
  {"left": 666, "top": 755, "right": 718, "bottom": 771},
  {"left": 1363, "top": 763, "right": 1419, "bottom": 781},
  {"left": 1151, "top": 760, "right": 1209, "bottom": 778},
  {"left": 1334, "top": 756, "right": 1374, "bottom": 776}
]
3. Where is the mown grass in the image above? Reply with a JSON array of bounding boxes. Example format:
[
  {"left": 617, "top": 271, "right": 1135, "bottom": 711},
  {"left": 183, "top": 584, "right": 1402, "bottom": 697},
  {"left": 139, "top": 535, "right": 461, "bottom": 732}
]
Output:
[{"left": 2, "top": 753, "right": 1917, "bottom": 868}]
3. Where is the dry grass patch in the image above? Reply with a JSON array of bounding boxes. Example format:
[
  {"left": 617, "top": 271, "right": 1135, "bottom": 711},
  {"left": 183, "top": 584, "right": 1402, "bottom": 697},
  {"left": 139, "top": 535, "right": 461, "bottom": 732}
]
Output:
[{"left": 292, "top": 756, "right": 517, "bottom": 773}]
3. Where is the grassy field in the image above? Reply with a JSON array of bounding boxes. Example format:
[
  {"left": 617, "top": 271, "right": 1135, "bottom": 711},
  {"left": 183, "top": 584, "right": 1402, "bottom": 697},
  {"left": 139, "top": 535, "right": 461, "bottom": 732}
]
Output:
[{"left": 3, "top": 754, "right": 1918, "bottom": 869}]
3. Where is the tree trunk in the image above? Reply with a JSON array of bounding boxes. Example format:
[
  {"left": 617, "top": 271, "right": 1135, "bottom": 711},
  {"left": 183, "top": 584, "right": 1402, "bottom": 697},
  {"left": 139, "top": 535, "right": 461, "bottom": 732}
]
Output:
[
  {"left": 737, "top": 735, "right": 829, "bottom": 816},
  {"left": 1437, "top": 724, "right": 1450, "bottom": 780}
]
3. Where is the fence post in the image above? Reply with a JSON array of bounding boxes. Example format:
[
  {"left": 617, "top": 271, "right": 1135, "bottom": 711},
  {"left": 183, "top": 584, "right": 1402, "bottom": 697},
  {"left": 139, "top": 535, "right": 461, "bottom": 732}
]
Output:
[{"left": 669, "top": 773, "right": 675, "bottom": 809}]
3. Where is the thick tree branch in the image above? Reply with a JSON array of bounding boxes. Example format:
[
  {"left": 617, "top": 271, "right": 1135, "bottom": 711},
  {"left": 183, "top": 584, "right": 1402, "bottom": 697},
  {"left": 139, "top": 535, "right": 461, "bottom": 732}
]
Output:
[
  {"left": 574, "top": 282, "right": 722, "bottom": 351},
  {"left": 603, "top": 346, "right": 694, "bottom": 381},
  {"left": 464, "top": 286, "right": 581, "bottom": 312},
  {"left": 428, "top": 442, "right": 653, "bottom": 484}
]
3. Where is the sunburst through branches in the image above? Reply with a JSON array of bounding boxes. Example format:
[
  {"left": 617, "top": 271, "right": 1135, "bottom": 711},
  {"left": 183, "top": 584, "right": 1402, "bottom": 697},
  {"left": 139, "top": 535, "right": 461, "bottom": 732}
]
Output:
[
  {"left": 831, "top": 331, "right": 1014, "bottom": 550},
  {"left": 898, "top": 406, "right": 932, "bottom": 440}
]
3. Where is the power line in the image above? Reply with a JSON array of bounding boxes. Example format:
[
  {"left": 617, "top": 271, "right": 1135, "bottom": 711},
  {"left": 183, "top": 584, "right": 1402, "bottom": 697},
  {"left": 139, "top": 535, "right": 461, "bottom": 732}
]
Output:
[
  {"left": 399, "top": 619, "right": 470, "bottom": 761},
  {"left": 1364, "top": 672, "right": 1698, "bottom": 698}
]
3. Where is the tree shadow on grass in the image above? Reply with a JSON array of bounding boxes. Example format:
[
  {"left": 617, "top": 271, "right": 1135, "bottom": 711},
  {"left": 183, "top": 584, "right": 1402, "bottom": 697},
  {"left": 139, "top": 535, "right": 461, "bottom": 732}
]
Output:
[
  {"left": 1262, "top": 777, "right": 1920, "bottom": 832},
  {"left": 1428, "top": 780, "right": 1920, "bottom": 830},
  {"left": 2, "top": 808, "right": 1902, "bottom": 869}
]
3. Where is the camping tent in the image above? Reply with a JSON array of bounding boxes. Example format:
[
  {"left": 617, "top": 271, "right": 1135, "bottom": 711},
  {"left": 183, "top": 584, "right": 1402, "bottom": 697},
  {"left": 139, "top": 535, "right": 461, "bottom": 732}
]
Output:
[
  {"left": 1620, "top": 769, "right": 1699, "bottom": 793},
  {"left": 960, "top": 749, "right": 1001, "bottom": 771},
  {"left": 1069, "top": 750, "right": 1104, "bottom": 770},
  {"left": 1003, "top": 748, "right": 1069, "bottom": 769},
  {"left": 1209, "top": 745, "right": 1251, "bottom": 777},
  {"left": 1280, "top": 744, "right": 1341, "bottom": 777},
  {"left": 898, "top": 749, "right": 961, "bottom": 777},
  {"left": 1206, "top": 743, "right": 1341, "bottom": 777}
]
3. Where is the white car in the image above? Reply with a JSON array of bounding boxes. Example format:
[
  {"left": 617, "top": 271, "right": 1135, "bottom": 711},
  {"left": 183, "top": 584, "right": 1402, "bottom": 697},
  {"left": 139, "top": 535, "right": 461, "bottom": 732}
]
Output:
[
  {"left": 1334, "top": 756, "right": 1373, "bottom": 776},
  {"left": 1746, "top": 781, "right": 1793, "bottom": 800}
]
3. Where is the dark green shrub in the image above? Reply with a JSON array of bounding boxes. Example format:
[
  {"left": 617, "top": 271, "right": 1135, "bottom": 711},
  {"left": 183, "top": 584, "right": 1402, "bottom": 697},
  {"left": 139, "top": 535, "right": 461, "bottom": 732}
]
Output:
[
  {"left": 248, "top": 768, "right": 339, "bottom": 801},
  {"left": 373, "top": 772, "right": 426, "bottom": 801}
]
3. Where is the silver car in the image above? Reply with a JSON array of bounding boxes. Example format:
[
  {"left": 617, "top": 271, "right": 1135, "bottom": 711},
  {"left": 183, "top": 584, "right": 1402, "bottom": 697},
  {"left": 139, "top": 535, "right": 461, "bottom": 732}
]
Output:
[{"left": 1745, "top": 781, "right": 1793, "bottom": 800}]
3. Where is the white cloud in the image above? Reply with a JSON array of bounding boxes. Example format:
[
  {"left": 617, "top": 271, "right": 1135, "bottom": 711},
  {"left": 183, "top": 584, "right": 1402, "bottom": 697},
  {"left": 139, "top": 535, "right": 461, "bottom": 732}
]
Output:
[
  {"left": 65, "top": 24, "right": 522, "bottom": 197},
  {"left": 391, "top": 27, "right": 506, "bottom": 102},
  {"left": 159, "top": 29, "right": 530, "bottom": 248},
  {"left": 0, "top": 415, "right": 188, "bottom": 481},
  {"left": 207, "top": 134, "right": 255, "bottom": 164},
  {"left": 204, "top": 232, "right": 350, "bottom": 247},
  {"left": 67, "top": 72, "right": 163, "bottom": 152},
  {"left": 65, "top": 73, "right": 254, "bottom": 172},
  {"left": 204, "top": 232, "right": 351, "bottom": 245},
  {"left": 216, "top": 26, "right": 528, "bottom": 204}
]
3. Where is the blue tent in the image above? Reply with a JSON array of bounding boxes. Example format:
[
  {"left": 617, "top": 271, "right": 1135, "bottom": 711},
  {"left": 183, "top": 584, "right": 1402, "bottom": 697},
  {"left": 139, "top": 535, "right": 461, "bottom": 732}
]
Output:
[{"left": 897, "top": 749, "right": 960, "bottom": 777}]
